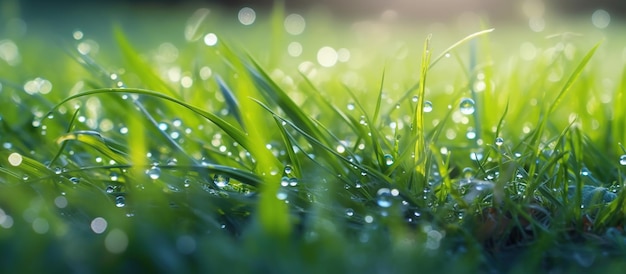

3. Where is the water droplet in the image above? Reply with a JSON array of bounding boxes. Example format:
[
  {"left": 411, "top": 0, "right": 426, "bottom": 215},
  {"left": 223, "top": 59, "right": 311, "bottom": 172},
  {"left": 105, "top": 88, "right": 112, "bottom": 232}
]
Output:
[
  {"left": 412, "top": 95, "right": 419, "bottom": 103},
  {"left": 109, "top": 172, "right": 119, "bottom": 181},
  {"left": 280, "top": 176, "right": 289, "bottom": 187},
  {"left": 213, "top": 174, "right": 230, "bottom": 188},
  {"left": 147, "top": 166, "right": 161, "bottom": 180},
  {"left": 288, "top": 178, "right": 298, "bottom": 187},
  {"left": 184, "top": 178, "right": 191, "bottom": 188},
  {"left": 470, "top": 151, "right": 483, "bottom": 161},
  {"left": 346, "top": 102, "right": 355, "bottom": 111},
  {"left": 459, "top": 98, "right": 475, "bottom": 115},
  {"left": 423, "top": 101, "right": 433, "bottom": 112},
  {"left": 283, "top": 165, "right": 293, "bottom": 175},
  {"left": 619, "top": 155, "right": 626, "bottom": 166},
  {"left": 376, "top": 188, "right": 393, "bottom": 208},
  {"left": 345, "top": 208, "right": 354, "bottom": 217},
  {"left": 70, "top": 177, "right": 80, "bottom": 184},
  {"left": 580, "top": 167, "right": 590, "bottom": 176},
  {"left": 115, "top": 196, "right": 125, "bottom": 207},
  {"left": 495, "top": 137, "right": 504, "bottom": 146},
  {"left": 106, "top": 185, "right": 115, "bottom": 193},
  {"left": 384, "top": 154, "right": 394, "bottom": 166},
  {"left": 276, "top": 189, "right": 288, "bottom": 200}
]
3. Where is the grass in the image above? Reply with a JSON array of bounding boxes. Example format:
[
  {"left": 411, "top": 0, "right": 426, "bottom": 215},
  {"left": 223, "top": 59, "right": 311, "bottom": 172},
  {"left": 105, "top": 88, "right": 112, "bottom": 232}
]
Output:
[{"left": 2, "top": 3, "right": 626, "bottom": 273}]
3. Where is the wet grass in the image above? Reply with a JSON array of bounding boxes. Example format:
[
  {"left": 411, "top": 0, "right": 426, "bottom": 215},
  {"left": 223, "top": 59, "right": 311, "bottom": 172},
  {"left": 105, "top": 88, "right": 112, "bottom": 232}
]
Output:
[{"left": 1, "top": 4, "right": 626, "bottom": 273}]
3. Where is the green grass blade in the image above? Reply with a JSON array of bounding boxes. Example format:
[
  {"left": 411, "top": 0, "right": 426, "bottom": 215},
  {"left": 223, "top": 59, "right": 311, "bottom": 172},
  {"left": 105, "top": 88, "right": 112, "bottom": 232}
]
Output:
[
  {"left": 429, "top": 28, "right": 494, "bottom": 70},
  {"left": 546, "top": 41, "right": 602, "bottom": 116},
  {"left": 43, "top": 88, "right": 251, "bottom": 151},
  {"left": 56, "top": 130, "right": 130, "bottom": 165},
  {"left": 410, "top": 34, "right": 432, "bottom": 193}
]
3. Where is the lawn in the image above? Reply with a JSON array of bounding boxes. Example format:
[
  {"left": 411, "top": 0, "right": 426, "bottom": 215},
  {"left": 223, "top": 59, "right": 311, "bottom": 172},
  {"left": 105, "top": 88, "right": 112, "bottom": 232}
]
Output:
[{"left": 1, "top": 2, "right": 626, "bottom": 273}]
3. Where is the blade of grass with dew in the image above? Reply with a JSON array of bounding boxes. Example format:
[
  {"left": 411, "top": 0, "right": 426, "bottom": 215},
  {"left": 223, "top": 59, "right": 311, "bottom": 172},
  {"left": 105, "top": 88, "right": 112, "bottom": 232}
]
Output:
[
  {"left": 56, "top": 130, "right": 129, "bottom": 165},
  {"left": 245, "top": 57, "right": 348, "bottom": 175},
  {"left": 524, "top": 41, "right": 601, "bottom": 200},
  {"left": 410, "top": 34, "right": 432, "bottom": 195},
  {"left": 43, "top": 88, "right": 251, "bottom": 151},
  {"left": 216, "top": 41, "right": 290, "bottom": 236},
  {"left": 48, "top": 108, "right": 81, "bottom": 168},
  {"left": 346, "top": 75, "right": 394, "bottom": 172},
  {"left": 271, "top": 116, "right": 301, "bottom": 178},
  {"left": 252, "top": 98, "right": 394, "bottom": 187},
  {"left": 389, "top": 29, "right": 494, "bottom": 110}
]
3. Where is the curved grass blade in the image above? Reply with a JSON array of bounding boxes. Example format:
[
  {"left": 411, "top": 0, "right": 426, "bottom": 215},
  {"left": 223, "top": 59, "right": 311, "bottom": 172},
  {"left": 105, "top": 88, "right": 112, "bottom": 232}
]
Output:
[
  {"left": 42, "top": 88, "right": 251, "bottom": 151},
  {"left": 546, "top": 40, "right": 602, "bottom": 116},
  {"left": 56, "top": 130, "right": 130, "bottom": 165},
  {"left": 429, "top": 28, "right": 495, "bottom": 70},
  {"left": 48, "top": 108, "right": 81, "bottom": 168},
  {"left": 215, "top": 74, "right": 243, "bottom": 127}
]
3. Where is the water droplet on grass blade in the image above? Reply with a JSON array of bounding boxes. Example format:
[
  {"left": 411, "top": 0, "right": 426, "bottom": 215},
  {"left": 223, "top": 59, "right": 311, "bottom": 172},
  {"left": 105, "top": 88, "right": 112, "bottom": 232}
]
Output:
[
  {"left": 115, "top": 196, "right": 125, "bottom": 207},
  {"left": 459, "top": 98, "right": 475, "bottom": 115},
  {"left": 147, "top": 166, "right": 161, "bottom": 180},
  {"left": 384, "top": 154, "right": 394, "bottom": 166},
  {"left": 276, "top": 190, "right": 288, "bottom": 200},
  {"left": 213, "top": 174, "right": 229, "bottom": 188},
  {"left": 619, "top": 155, "right": 626, "bottom": 166},
  {"left": 495, "top": 137, "right": 504, "bottom": 146},
  {"left": 283, "top": 165, "right": 293, "bottom": 175},
  {"left": 345, "top": 208, "right": 354, "bottom": 217},
  {"left": 423, "top": 101, "right": 433, "bottom": 112},
  {"left": 376, "top": 188, "right": 393, "bottom": 208},
  {"left": 580, "top": 167, "right": 591, "bottom": 176}
]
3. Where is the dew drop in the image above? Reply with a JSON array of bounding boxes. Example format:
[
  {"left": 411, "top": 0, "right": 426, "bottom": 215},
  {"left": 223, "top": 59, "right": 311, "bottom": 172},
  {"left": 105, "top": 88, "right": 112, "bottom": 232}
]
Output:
[
  {"left": 184, "top": 178, "right": 191, "bottom": 188},
  {"left": 106, "top": 185, "right": 115, "bottom": 194},
  {"left": 423, "top": 101, "right": 433, "bottom": 112},
  {"left": 347, "top": 102, "right": 355, "bottom": 111},
  {"left": 283, "top": 165, "right": 293, "bottom": 175},
  {"left": 70, "top": 177, "right": 80, "bottom": 184},
  {"left": 384, "top": 154, "right": 394, "bottom": 166},
  {"left": 213, "top": 174, "right": 230, "bottom": 188},
  {"left": 280, "top": 177, "right": 289, "bottom": 187},
  {"left": 276, "top": 189, "right": 288, "bottom": 200},
  {"left": 580, "top": 167, "right": 590, "bottom": 176},
  {"left": 376, "top": 188, "right": 393, "bottom": 208},
  {"left": 115, "top": 196, "right": 125, "bottom": 207},
  {"left": 109, "top": 172, "right": 119, "bottom": 181},
  {"left": 288, "top": 178, "right": 298, "bottom": 187},
  {"left": 619, "top": 155, "right": 626, "bottom": 166},
  {"left": 495, "top": 137, "right": 504, "bottom": 146},
  {"left": 147, "top": 166, "right": 161, "bottom": 180},
  {"left": 412, "top": 95, "right": 419, "bottom": 103},
  {"left": 345, "top": 208, "right": 354, "bottom": 217},
  {"left": 459, "top": 98, "right": 476, "bottom": 115}
]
